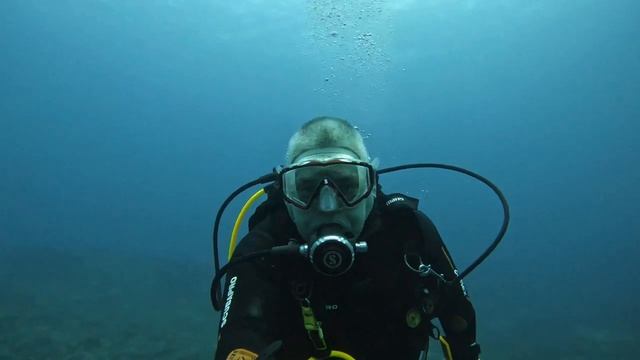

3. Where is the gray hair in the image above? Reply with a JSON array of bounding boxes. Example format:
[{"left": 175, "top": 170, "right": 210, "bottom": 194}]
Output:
[{"left": 286, "top": 116, "right": 370, "bottom": 164}]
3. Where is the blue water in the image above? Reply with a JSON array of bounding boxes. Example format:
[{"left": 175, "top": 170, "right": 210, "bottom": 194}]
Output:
[{"left": 1, "top": 0, "right": 639, "bottom": 358}]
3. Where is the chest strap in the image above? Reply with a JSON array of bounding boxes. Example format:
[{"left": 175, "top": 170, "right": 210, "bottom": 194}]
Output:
[{"left": 299, "top": 298, "right": 331, "bottom": 358}]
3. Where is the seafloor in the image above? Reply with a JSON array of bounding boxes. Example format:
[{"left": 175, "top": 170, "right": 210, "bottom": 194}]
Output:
[
  {"left": 0, "top": 245, "right": 214, "bottom": 360},
  {"left": 1, "top": 244, "right": 637, "bottom": 359}
]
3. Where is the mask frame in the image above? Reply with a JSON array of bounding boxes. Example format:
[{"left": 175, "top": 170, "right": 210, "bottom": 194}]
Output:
[{"left": 278, "top": 159, "right": 376, "bottom": 210}]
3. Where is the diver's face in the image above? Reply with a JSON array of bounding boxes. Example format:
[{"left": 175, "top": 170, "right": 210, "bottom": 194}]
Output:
[
  {"left": 287, "top": 185, "right": 375, "bottom": 242},
  {"left": 284, "top": 150, "right": 376, "bottom": 242}
]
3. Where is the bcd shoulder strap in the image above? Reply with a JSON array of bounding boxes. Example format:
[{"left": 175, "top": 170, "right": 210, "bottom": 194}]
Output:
[
  {"left": 380, "top": 192, "right": 420, "bottom": 212},
  {"left": 379, "top": 192, "right": 425, "bottom": 256},
  {"left": 248, "top": 184, "right": 286, "bottom": 231}
]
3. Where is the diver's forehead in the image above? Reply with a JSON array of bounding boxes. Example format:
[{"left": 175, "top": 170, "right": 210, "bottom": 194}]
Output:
[
  {"left": 295, "top": 163, "right": 358, "bottom": 179},
  {"left": 293, "top": 147, "right": 361, "bottom": 165}
]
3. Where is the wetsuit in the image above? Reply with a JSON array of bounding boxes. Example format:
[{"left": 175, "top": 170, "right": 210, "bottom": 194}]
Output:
[{"left": 214, "top": 191, "right": 480, "bottom": 360}]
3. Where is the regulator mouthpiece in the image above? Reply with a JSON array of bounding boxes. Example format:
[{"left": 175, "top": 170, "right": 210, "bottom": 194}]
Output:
[{"left": 299, "top": 234, "right": 368, "bottom": 276}]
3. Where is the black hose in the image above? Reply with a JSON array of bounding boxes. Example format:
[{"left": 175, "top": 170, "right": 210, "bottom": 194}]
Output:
[
  {"left": 211, "top": 173, "right": 276, "bottom": 307},
  {"left": 378, "top": 163, "right": 510, "bottom": 281},
  {"left": 211, "top": 243, "right": 299, "bottom": 310}
]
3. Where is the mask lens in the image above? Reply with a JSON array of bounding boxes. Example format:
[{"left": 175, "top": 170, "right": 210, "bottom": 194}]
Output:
[
  {"left": 293, "top": 169, "right": 321, "bottom": 205},
  {"left": 282, "top": 161, "right": 373, "bottom": 208},
  {"left": 282, "top": 169, "right": 315, "bottom": 207},
  {"left": 325, "top": 163, "right": 370, "bottom": 204}
]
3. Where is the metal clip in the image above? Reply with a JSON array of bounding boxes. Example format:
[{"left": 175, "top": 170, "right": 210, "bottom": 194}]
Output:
[{"left": 404, "top": 254, "right": 447, "bottom": 283}]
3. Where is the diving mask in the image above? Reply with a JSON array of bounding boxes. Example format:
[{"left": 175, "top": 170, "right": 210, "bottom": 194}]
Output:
[{"left": 279, "top": 158, "right": 376, "bottom": 210}]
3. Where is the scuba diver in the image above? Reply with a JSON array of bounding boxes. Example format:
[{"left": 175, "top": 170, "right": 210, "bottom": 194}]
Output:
[{"left": 212, "top": 116, "right": 508, "bottom": 359}]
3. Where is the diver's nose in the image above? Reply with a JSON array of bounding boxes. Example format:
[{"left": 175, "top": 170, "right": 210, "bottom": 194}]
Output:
[{"left": 318, "top": 184, "right": 338, "bottom": 212}]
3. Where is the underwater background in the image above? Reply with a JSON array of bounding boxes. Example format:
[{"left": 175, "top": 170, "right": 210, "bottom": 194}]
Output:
[{"left": 1, "top": 0, "right": 639, "bottom": 359}]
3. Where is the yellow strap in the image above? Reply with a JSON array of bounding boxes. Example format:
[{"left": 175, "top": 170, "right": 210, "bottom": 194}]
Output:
[
  {"left": 439, "top": 335, "right": 453, "bottom": 360},
  {"left": 308, "top": 350, "right": 356, "bottom": 360},
  {"left": 228, "top": 188, "right": 266, "bottom": 260},
  {"left": 300, "top": 302, "right": 327, "bottom": 351},
  {"left": 301, "top": 303, "right": 321, "bottom": 331}
]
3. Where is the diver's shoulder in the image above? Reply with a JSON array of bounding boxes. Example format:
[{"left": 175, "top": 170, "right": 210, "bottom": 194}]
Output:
[
  {"left": 378, "top": 191, "right": 420, "bottom": 212},
  {"left": 233, "top": 226, "right": 279, "bottom": 257}
]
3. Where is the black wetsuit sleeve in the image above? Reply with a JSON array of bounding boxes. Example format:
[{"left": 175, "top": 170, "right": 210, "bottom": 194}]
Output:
[
  {"left": 416, "top": 211, "right": 480, "bottom": 360},
  {"left": 214, "top": 227, "right": 284, "bottom": 360}
]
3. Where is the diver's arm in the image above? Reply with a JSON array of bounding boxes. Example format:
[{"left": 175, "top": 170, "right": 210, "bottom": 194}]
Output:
[
  {"left": 416, "top": 211, "right": 481, "bottom": 360},
  {"left": 214, "top": 229, "right": 283, "bottom": 360}
]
